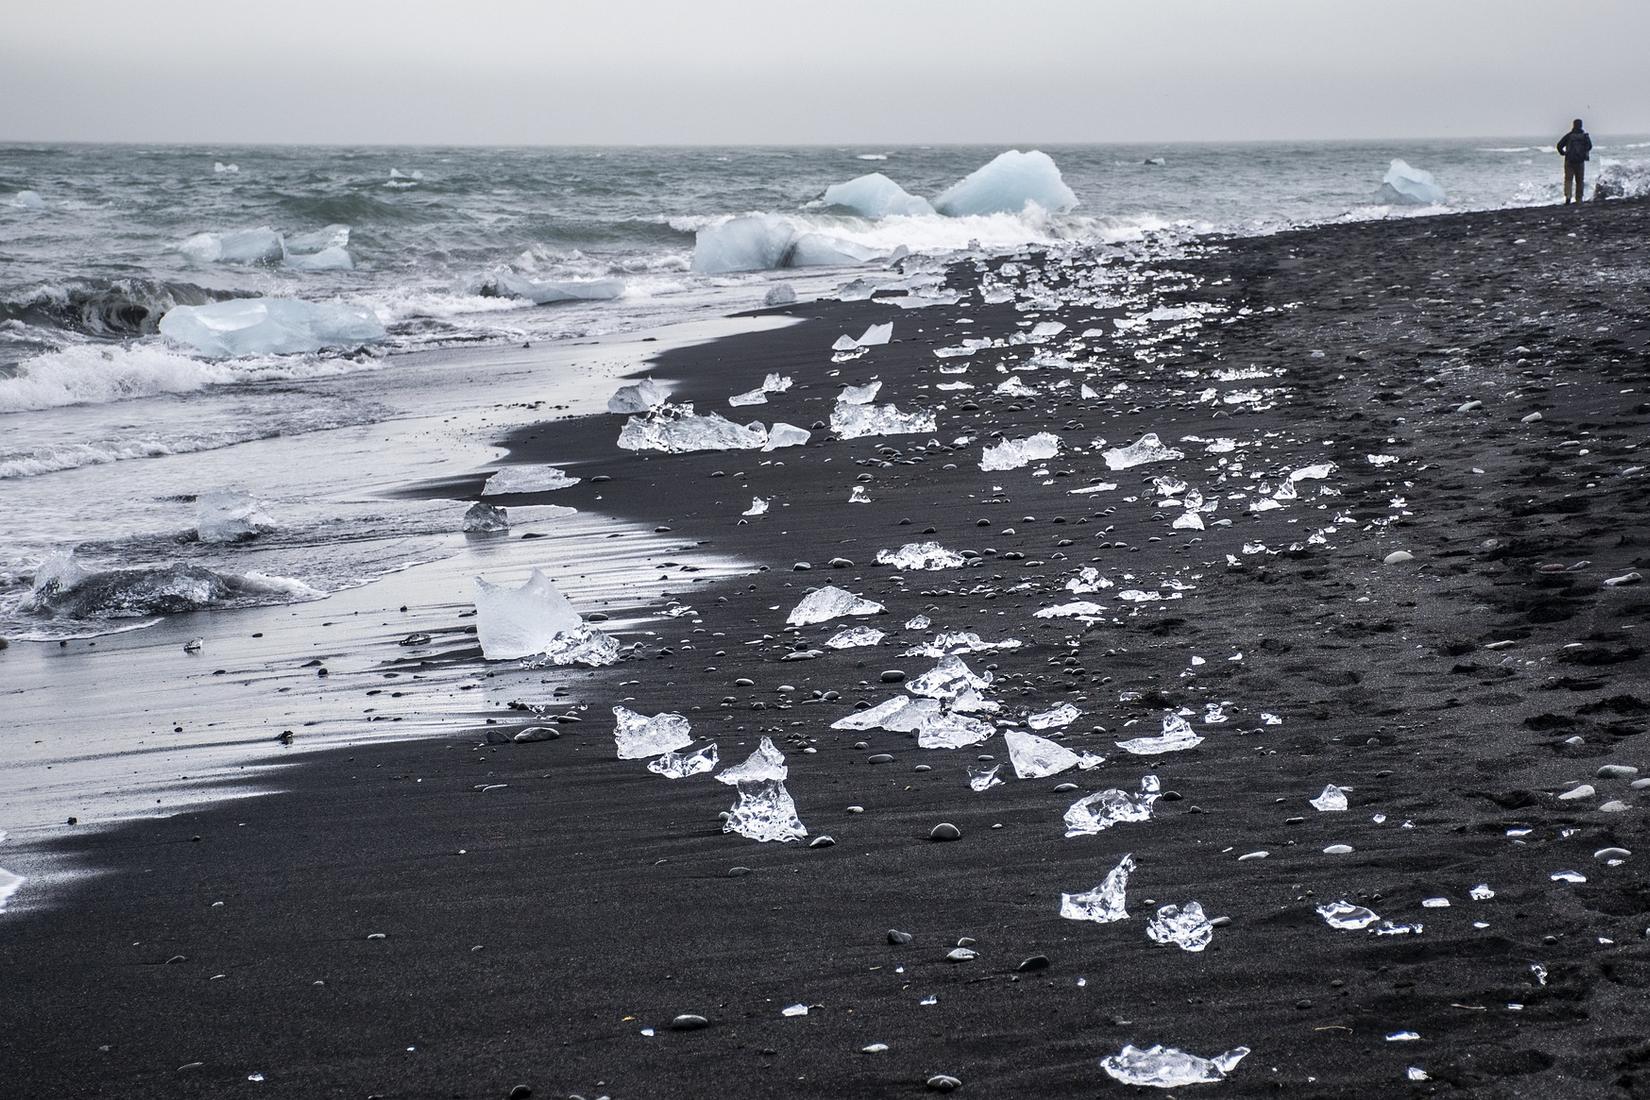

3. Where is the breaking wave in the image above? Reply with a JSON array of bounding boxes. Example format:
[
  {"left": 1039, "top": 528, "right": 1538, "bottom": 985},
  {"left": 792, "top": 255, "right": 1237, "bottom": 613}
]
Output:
[{"left": 0, "top": 279, "right": 242, "bottom": 340}]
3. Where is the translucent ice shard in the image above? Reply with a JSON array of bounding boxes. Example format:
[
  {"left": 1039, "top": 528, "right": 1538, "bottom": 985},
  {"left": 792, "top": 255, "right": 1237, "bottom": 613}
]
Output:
[
  {"left": 908, "top": 655, "right": 993, "bottom": 701},
  {"left": 648, "top": 742, "right": 719, "bottom": 779},
  {"left": 830, "top": 399, "right": 936, "bottom": 440},
  {"left": 617, "top": 402, "right": 767, "bottom": 453},
  {"left": 763, "top": 423, "right": 811, "bottom": 450},
  {"left": 1316, "top": 900, "right": 1381, "bottom": 930},
  {"left": 1116, "top": 713, "right": 1204, "bottom": 756},
  {"left": 1004, "top": 729, "right": 1100, "bottom": 780},
  {"left": 968, "top": 763, "right": 1004, "bottom": 791},
  {"left": 875, "top": 542, "right": 965, "bottom": 570},
  {"left": 1060, "top": 853, "right": 1135, "bottom": 924},
  {"left": 1146, "top": 902, "right": 1215, "bottom": 952},
  {"left": 473, "top": 569, "right": 582, "bottom": 660},
  {"left": 1103, "top": 433, "right": 1184, "bottom": 471},
  {"left": 730, "top": 372, "right": 793, "bottom": 407},
  {"left": 848, "top": 485, "right": 872, "bottom": 503},
  {"left": 1034, "top": 601, "right": 1107, "bottom": 621},
  {"left": 607, "top": 377, "right": 667, "bottom": 414},
  {"left": 724, "top": 778, "right": 808, "bottom": 843},
  {"left": 979, "top": 432, "right": 1061, "bottom": 472},
  {"left": 825, "top": 626, "right": 885, "bottom": 649},
  {"left": 1064, "top": 567, "right": 1112, "bottom": 594},
  {"left": 902, "top": 631, "right": 1021, "bottom": 658},
  {"left": 786, "top": 585, "right": 885, "bottom": 626},
  {"left": 1064, "top": 776, "right": 1161, "bottom": 836},
  {"left": 742, "top": 497, "right": 770, "bottom": 516},
  {"left": 1289, "top": 463, "right": 1336, "bottom": 482},
  {"left": 838, "top": 381, "right": 883, "bottom": 405},
  {"left": 716, "top": 736, "right": 788, "bottom": 784},
  {"left": 1027, "top": 703, "right": 1079, "bottom": 730},
  {"left": 462, "top": 502, "right": 510, "bottom": 532},
  {"left": 833, "top": 322, "right": 893, "bottom": 351},
  {"left": 916, "top": 711, "right": 994, "bottom": 749},
  {"left": 159, "top": 297, "right": 385, "bottom": 357},
  {"left": 483, "top": 465, "right": 579, "bottom": 495},
  {"left": 612, "top": 706, "right": 695, "bottom": 760},
  {"left": 1100, "top": 1044, "right": 1249, "bottom": 1088},
  {"left": 830, "top": 695, "right": 942, "bottom": 732},
  {"left": 532, "top": 623, "right": 620, "bottom": 668},
  {"left": 1310, "top": 784, "right": 1349, "bottom": 812},
  {"left": 196, "top": 489, "right": 276, "bottom": 543},
  {"left": 0, "top": 866, "right": 22, "bottom": 912}
]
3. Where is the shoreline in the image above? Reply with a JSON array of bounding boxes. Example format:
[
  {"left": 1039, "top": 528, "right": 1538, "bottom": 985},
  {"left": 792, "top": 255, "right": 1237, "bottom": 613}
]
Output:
[{"left": 4, "top": 197, "right": 1649, "bottom": 1097}]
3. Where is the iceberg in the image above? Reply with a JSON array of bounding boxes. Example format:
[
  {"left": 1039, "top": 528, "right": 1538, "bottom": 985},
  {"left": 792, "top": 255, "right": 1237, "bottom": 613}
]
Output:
[
  {"left": 472, "top": 569, "right": 582, "bottom": 660},
  {"left": 1595, "top": 161, "right": 1650, "bottom": 201},
  {"left": 607, "top": 377, "right": 667, "bottom": 414},
  {"left": 195, "top": 489, "right": 275, "bottom": 543},
  {"left": 282, "top": 245, "right": 353, "bottom": 272},
  {"left": 1004, "top": 728, "right": 1102, "bottom": 779},
  {"left": 692, "top": 214, "right": 881, "bottom": 274},
  {"left": 724, "top": 778, "right": 808, "bottom": 842},
  {"left": 1379, "top": 159, "right": 1446, "bottom": 205},
  {"left": 1115, "top": 713, "right": 1204, "bottom": 756},
  {"left": 1103, "top": 433, "right": 1184, "bottom": 471},
  {"left": 786, "top": 585, "right": 885, "bottom": 626},
  {"left": 1101, "top": 1044, "right": 1249, "bottom": 1088},
  {"left": 618, "top": 402, "right": 768, "bottom": 453},
  {"left": 178, "top": 226, "right": 284, "bottom": 265},
  {"left": 11, "top": 189, "right": 47, "bottom": 209},
  {"left": 980, "top": 431, "right": 1061, "bottom": 472},
  {"left": 648, "top": 743, "right": 719, "bottom": 779},
  {"left": 158, "top": 298, "right": 386, "bottom": 358},
  {"left": 875, "top": 541, "right": 965, "bottom": 570},
  {"left": 462, "top": 502, "right": 510, "bottom": 532},
  {"left": 486, "top": 272, "right": 625, "bottom": 304},
  {"left": 1059, "top": 853, "right": 1135, "bottom": 923},
  {"left": 821, "top": 172, "right": 935, "bottom": 217},
  {"left": 613, "top": 706, "right": 695, "bottom": 760},
  {"left": 716, "top": 736, "right": 788, "bottom": 784},
  {"left": 482, "top": 465, "right": 579, "bottom": 495},
  {"left": 933, "top": 150, "right": 1078, "bottom": 217},
  {"left": 1064, "top": 776, "right": 1161, "bottom": 836},
  {"left": 830, "top": 400, "right": 936, "bottom": 440},
  {"left": 23, "top": 549, "right": 320, "bottom": 620}
]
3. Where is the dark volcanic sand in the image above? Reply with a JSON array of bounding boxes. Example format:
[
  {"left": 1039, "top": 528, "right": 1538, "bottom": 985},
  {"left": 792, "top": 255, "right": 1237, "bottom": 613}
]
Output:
[{"left": 6, "top": 200, "right": 1650, "bottom": 1099}]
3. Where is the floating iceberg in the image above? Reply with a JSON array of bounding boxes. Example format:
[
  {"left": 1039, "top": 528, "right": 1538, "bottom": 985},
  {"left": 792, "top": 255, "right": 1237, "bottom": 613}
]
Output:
[
  {"left": 608, "top": 378, "right": 667, "bottom": 414},
  {"left": 980, "top": 432, "right": 1061, "bottom": 472},
  {"left": 1060, "top": 853, "right": 1135, "bottom": 924},
  {"left": 724, "top": 778, "right": 808, "bottom": 842},
  {"left": 1147, "top": 902, "right": 1215, "bottom": 953},
  {"left": 716, "top": 736, "right": 788, "bottom": 784},
  {"left": 485, "top": 272, "right": 625, "bottom": 304},
  {"left": 472, "top": 569, "right": 581, "bottom": 660},
  {"left": 648, "top": 743, "right": 719, "bottom": 779},
  {"left": 933, "top": 150, "right": 1078, "bottom": 216},
  {"left": 1115, "top": 713, "right": 1204, "bottom": 756},
  {"left": 833, "top": 322, "right": 893, "bottom": 351},
  {"left": 10, "top": 189, "right": 47, "bottom": 210},
  {"left": 830, "top": 400, "right": 936, "bottom": 440},
  {"left": 821, "top": 172, "right": 935, "bottom": 217},
  {"left": 692, "top": 214, "right": 881, "bottom": 274},
  {"left": 178, "top": 226, "right": 284, "bottom": 265},
  {"left": 159, "top": 298, "right": 386, "bottom": 358},
  {"left": 1064, "top": 776, "right": 1160, "bottom": 836},
  {"left": 1101, "top": 1044, "right": 1249, "bottom": 1088},
  {"left": 1004, "top": 728, "right": 1102, "bottom": 780},
  {"left": 482, "top": 465, "right": 579, "bottom": 495},
  {"left": 1379, "top": 159, "right": 1446, "bottom": 205},
  {"left": 283, "top": 245, "right": 353, "bottom": 272},
  {"left": 1103, "top": 433, "right": 1184, "bottom": 471},
  {"left": 613, "top": 706, "right": 695, "bottom": 760},
  {"left": 196, "top": 489, "right": 275, "bottom": 543},
  {"left": 618, "top": 402, "right": 767, "bottom": 453},
  {"left": 875, "top": 541, "right": 965, "bottom": 570},
  {"left": 908, "top": 655, "right": 993, "bottom": 701},
  {"left": 1595, "top": 161, "right": 1650, "bottom": 201},
  {"left": 786, "top": 585, "right": 885, "bottom": 626},
  {"left": 916, "top": 711, "right": 994, "bottom": 749}
]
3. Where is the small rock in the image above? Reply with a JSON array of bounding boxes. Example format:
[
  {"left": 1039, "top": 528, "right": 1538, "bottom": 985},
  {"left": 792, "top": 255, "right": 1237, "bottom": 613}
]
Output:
[
  {"left": 1599, "top": 800, "right": 1629, "bottom": 813},
  {"left": 727, "top": 866, "right": 753, "bottom": 877},
  {"left": 809, "top": 835, "right": 836, "bottom": 849},
  {"left": 868, "top": 753, "right": 895, "bottom": 765},
  {"left": 881, "top": 670, "right": 907, "bottom": 683},
  {"left": 670, "top": 1014, "right": 710, "bottom": 1031},
  {"left": 930, "top": 822, "right": 962, "bottom": 841},
  {"left": 1016, "top": 955, "right": 1050, "bottom": 972},
  {"left": 927, "top": 1075, "right": 963, "bottom": 1092},
  {"left": 1383, "top": 550, "right": 1414, "bottom": 565},
  {"left": 945, "top": 948, "right": 977, "bottom": 962},
  {"left": 1604, "top": 572, "right": 1643, "bottom": 588},
  {"left": 508, "top": 1087, "right": 532, "bottom": 1100},
  {"left": 1558, "top": 784, "right": 1595, "bottom": 801},
  {"left": 887, "top": 929, "right": 914, "bottom": 945},
  {"left": 1597, "top": 765, "right": 1639, "bottom": 780},
  {"left": 1595, "top": 847, "right": 1632, "bottom": 861}
]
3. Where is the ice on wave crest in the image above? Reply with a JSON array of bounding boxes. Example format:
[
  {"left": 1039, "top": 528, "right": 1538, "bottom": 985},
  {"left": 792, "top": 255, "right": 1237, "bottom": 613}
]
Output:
[
  {"left": 196, "top": 489, "right": 276, "bottom": 543},
  {"left": 159, "top": 298, "right": 385, "bottom": 357},
  {"left": 1379, "top": 159, "right": 1446, "bottom": 205},
  {"left": 821, "top": 173, "right": 935, "bottom": 218},
  {"left": 482, "top": 272, "right": 625, "bottom": 304}
]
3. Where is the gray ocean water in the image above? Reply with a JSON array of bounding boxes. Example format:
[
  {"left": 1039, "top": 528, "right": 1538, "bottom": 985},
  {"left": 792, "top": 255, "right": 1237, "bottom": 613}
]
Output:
[{"left": 1, "top": 138, "right": 1646, "bottom": 638}]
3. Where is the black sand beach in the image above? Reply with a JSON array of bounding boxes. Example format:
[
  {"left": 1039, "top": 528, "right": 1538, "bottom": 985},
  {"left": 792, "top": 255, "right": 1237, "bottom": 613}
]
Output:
[{"left": 6, "top": 199, "right": 1650, "bottom": 1098}]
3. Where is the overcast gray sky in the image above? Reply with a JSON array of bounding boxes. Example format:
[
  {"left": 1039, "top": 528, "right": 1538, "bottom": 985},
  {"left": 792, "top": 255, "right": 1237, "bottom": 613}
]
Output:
[{"left": 5, "top": 0, "right": 1647, "bottom": 145}]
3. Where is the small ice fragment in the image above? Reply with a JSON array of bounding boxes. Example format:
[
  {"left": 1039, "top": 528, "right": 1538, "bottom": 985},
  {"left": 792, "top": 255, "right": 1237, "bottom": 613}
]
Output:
[
  {"left": 907, "top": 655, "right": 993, "bottom": 701},
  {"left": 617, "top": 402, "right": 767, "bottom": 453},
  {"left": 763, "top": 283, "right": 797, "bottom": 307},
  {"left": 648, "top": 743, "right": 719, "bottom": 779},
  {"left": 1289, "top": 463, "right": 1336, "bottom": 482},
  {"left": 1385, "top": 1031, "right": 1422, "bottom": 1042},
  {"left": 462, "top": 502, "right": 510, "bottom": 532},
  {"left": 830, "top": 399, "right": 936, "bottom": 440},
  {"left": 533, "top": 623, "right": 620, "bottom": 668},
  {"left": 482, "top": 465, "right": 579, "bottom": 495},
  {"left": 742, "top": 497, "right": 770, "bottom": 517},
  {"left": 786, "top": 585, "right": 885, "bottom": 626},
  {"left": 724, "top": 778, "right": 807, "bottom": 843},
  {"left": 1407, "top": 1068, "right": 1431, "bottom": 1082},
  {"left": 763, "top": 423, "right": 811, "bottom": 450},
  {"left": 875, "top": 542, "right": 965, "bottom": 570},
  {"left": 1060, "top": 853, "right": 1135, "bottom": 924},
  {"left": 1064, "top": 567, "right": 1111, "bottom": 594},
  {"left": 1146, "top": 902, "right": 1215, "bottom": 953},
  {"left": 1027, "top": 703, "right": 1079, "bottom": 730},
  {"left": 837, "top": 381, "right": 883, "bottom": 405},
  {"left": 1421, "top": 897, "right": 1450, "bottom": 908},
  {"left": 979, "top": 432, "right": 1061, "bottom": 472},
  {"left": 613, "top": 706, "right": 695, "bottom": 760},
  {"left": 1316, "top": 900, "right": 1381, "bottom": 930},
  {"left": 1469, "top": 884, "right": 1495, "bottom": 901},
  {"left": 1103, "top": 432, "right": 1184, "bottom": 471},
  {"left": 607, "top": 377, "right": 667, "bottom": 414},
  {"left": 968, "top": 763, "right": 1004, "bottom": 791},
  {"left": 848, "top": 485, "right": 872, "bottom": 503},
  {"left": 825, "top": 626, "right": 884, "bottom": 649},
  {"left": 1003, "top": 729, "right": 1087, "bottom": 780},
  {"left": 1310, "top": 784, "right": 1349, "bottom": 812},
  {"left": 1064, "top": 777, "right": 1161, "bottom": 836},
  {"left": 904, "top": 614, "right": 931, "bottom": 630},
  {"left": 716, "top": 736, "right": 787, "bottom": 784},
  {"left": 473, "top": 570, "right": 582, "bottom": 660},
  {"left": 1115, "top": 713, "right": 1203, "bottom": 756},
  {"left": 781, "top": 1003, "right": 809, "bottom": 1017},
  {"left": 0, "top": 867, "right": 23, "bottom": 912},
  {"left": 833, "top": 322, "right": 893, "bottom": 351},
  {"left": 1034, "top": 601, "right": 1107, "bottom": 621},
  {"left": 916, "top": 711, "right": 994, "bottom": 749},
  {"left": 830, "top": 696, "right": 941, "bottom": 733},
  {"left": 1101, "top": 1044, "right": 1249, "bottom": 1088}
]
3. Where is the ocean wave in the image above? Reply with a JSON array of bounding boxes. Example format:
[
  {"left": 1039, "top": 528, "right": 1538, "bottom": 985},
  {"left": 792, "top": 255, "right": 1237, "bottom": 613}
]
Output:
[
  {"left": 19, "top": 548, "right": 323, "bottom": 623},
  {"left": 0, "top": 279, "right": 241, "bottom": 340}
]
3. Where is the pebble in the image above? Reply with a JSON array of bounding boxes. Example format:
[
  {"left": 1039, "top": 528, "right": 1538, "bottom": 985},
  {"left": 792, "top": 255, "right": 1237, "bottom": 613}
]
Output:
[
  {"left": 1323, "top": 844, "right": 1354, "bottom": 855},
  {"left": 1599, "top": 800, "right": 1629, "bottom": 813},
  {"left": 670, "top": 1014, "right": 710, "bottom": 1031},
  {"left": 930, "top": 823, "right": 962, "bottom": 841},
  {"left": 1017, "top": 955, "right": 1051, "bottom": 972},
  {"left": 867, "top": 753, "right": 895, "bottom": 765},
  {"left": 880, "top": 670, "right": 907, "bottom": 683},
  {"left": 727, "top": 867, "right": 753, "bottom": 877},
  {"left": 1597, "top": 765, "right": 1639, "bottom": 780},
  {"left": 1595, "top": 847, "right": 1632, "bottom": 861},
  {"left": 1052, "top": 782, "right": 1078, "bottom": 793},
  {"left": 1558, "top": 784, "right": 1595, "bottom": 801},
  {"left": 927, "top": 1075, "right": 963, "bottom": 1092},
  {"left": 1383, "top": 550, "right": 1414, "bottom": 565},
  {"left": 887, "top": 929, "right": 914, "bottom": 945},
  {"left": 809, "top": 835, "right": 836, "bottom": 848},
  {"left": 945, "top": 948, "right": 977, "bottom": 962},
  {"left": 508, "top": 1087, "right": 532, "bottom": 1099},
  {"left": 1521, "top": 411, "right": 1543, "bottom": 423}
]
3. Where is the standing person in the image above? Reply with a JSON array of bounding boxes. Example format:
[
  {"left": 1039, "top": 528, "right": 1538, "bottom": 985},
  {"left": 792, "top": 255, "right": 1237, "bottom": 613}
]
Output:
[{"left": 1557, "top": 119, "right": 1593, "bottom": 204}]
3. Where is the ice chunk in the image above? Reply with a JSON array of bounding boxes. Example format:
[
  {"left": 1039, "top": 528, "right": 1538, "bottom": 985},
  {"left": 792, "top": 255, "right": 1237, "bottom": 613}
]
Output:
[
  {"left": 692, "top": 214, "right": 880, "bottom": 274},
  {"left": 21, "top": 551, "right": 320, "bottom": 619},
  {"left": 969, "top": 763, "right": 1004, "bottom": 791},
  {"left": 1101, "top": 1044, "right": 1249, "bottom": 1088},
  {"left": 979, "top": 431, "right": 1061, "bottom": 472},
  {"left": 724, "top": 778, "right": 808, "bottom": 842},
  {"left": 1115, "top": 713, "right": 1204, "bottom": 756},
  {"left": 1310, "top": 784, "right": 1349, "bottom": 812},
  {"left": 729, "top": 372, "right": 793, "bottom": 407},
  {"left": 833, "top": 323, "right": 894, "bottom": 351},
  {"left": 825, "top": 626, "right": 884, "bottom": 649},
  {"left": 933, "top": 150, "right": 1078, "bottom": 216},
  {"left": 533, "top": 623, "right": 620, "bottom": 668},
  {"left": 1065, "top": 567, "right": 1111, "bottom": 594},
  {"left": 9, "top": 189, "right": 47, "bottom": 210},
  {"left": 462, "top": 502, "right": 510, "bottom": 532},
  {"left": 786, "top": 585, "right": 885, "bottom": 626},
  {"left": 617, "top": 402, "right": 767, "bottom": 453},
  {"left": 1064, "top": 776, "right": 1160, "bottom": 835},
  {"left": 607, "top": 377, "right": 667, "bottom": 414},
  {"left": 838, "top": 381, "right": 883, "bottom": 405},
  {"left": 1060, "top": 853, "right": 1135, "bottom": 923},
  {"left": 763, "top": 423, "right": 811, "bottom": 450},
  {"left": 916, "top": 711, "right": 994, "bottom": 749},
  {"left": 741, "top": 497, "right": 770, "bottom": 517},
  {"left": 903, "top": 631, "right": 1021, "bottom": 658},
  {"left": 763, "top": 283, "right": 798, "bottom": 307},
  {"left": 821, "top": 172, "right": 936, "bottom": 217},
  {"left": 830, "top": 400, "right": 936, "bottom": 440},
  {"left": 1027, "top": 703, "right": 1079, "bottom": 730},
  {"left": 159, "top": 298, "right": 385, "bottom": 357},
  {"left": 1035, "top": 601, "right": 1107, "bottom": 621},
  {"left": 1146, "top": 902, "right": 1215, "bottom": 952},
  {"left": 1379, "top": 159, "right": 1446, "bottom": 205},
  {"left": 648, "top": 743, "right": 719, "bottom": 779},
  {"left": 908, "top": 655, "right": 993, "bottom": 701},
  {"left": 472, "top": 569, "right": 582, "bottom": 660},
  {"left": 195, "top": 489, "right": 275, "bottom": 543},
  {"left": 486, "top": 272, "right": 625, "bottom": 304},
  {"left": 830, "top": 695, "right": 941, "bottom": 732},
  {"left": 0, "top": 866, "right": 22, "bottom": 912},
  {"left": 178, "top": 226, "right": 284, "bottom": 265},
  {"left": 1595, "top": 161, "right": 1650, "bottom": 201},
  {"left": 283, "top": 245, "right": 353, "bottom": 272},
  {"left": 994, "top": 376, "right": 1036, "bottom": 397},
  {"left": 482, "top": 465, "right": 579, "bottom": 495},
  {"left": 875, "top": 541, "right": 965, "bottom": 570},
  {"left": 1005, "top": 728, "right": 1102, "bottom": 780},
  {"left": 716, "top": 736, "right": 788, "bottom": 784},
  {"left": 1316, "top": 900, "right": 1381, "bottom": 930},
  {"left": 612, "top": 705, "right": 694, "bottom": 760},
  {"left": 1103, "top": 433, "right": 1184, "bottom": 471}
]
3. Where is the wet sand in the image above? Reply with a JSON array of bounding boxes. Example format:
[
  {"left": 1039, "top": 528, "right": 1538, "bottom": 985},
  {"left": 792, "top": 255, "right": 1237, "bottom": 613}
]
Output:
[{"left": 5, "top": 199, "right": 1650, "bottom": 1098}]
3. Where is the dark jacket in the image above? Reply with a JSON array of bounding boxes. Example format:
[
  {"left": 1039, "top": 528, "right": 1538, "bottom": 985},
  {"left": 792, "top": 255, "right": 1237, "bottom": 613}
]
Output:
[{"left": 1558, "top": 129, "right": 1592, "bottom": 162}]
